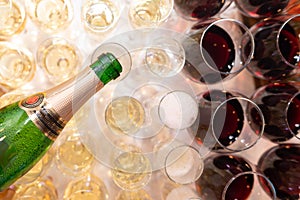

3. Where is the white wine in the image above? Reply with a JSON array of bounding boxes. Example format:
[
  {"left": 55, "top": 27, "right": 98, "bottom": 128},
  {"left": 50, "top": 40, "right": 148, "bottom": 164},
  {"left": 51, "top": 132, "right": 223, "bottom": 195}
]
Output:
[
  {"left": 37, "top": 37, "right": 80, "bottom": 83},
  {"left": 63, "top": 174, "right": 109, "bottom": 200},
  {"left": 0, "top": 0, "right": 26, "bottom": 39},
  {"left": 112, "top": 151, "right": 152, "bottom": 190},
  {"left": 129, "top": 0, "right": 173, "bottom": 28},
  {"left": 128, "top": 0, "right": 161, "bottom": 28},
  {"left": 0, "top": 43, "right": 36, "bottom": 90},
  {"left": 82, "top": 0, "right": 120, "bottom": 32},
  {"left": 105, "top": 96, "right": 145, "bottom": 135},
  {"left": 26, "top": 0, "right": 73, "bottom": 32},
  {"left": 55, "top": 133, "right": 94, "bottom": 176}
]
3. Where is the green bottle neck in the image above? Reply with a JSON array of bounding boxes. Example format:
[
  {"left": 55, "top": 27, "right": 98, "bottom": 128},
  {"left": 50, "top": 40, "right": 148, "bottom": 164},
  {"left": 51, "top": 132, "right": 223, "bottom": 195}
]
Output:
[{"left": 90, "top": 53, "right": 122, "bottom": 84}]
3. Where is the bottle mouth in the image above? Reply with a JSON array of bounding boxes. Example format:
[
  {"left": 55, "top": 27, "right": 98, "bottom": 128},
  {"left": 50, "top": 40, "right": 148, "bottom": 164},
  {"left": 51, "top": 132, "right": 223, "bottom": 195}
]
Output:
[{"left": 91, "top": 52, "right": 123, "bottom": 84}]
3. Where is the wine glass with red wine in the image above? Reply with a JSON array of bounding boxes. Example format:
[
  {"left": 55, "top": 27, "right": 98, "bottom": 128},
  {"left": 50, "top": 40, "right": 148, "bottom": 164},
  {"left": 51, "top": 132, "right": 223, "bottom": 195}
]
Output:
[
  {"left": 257, "top": 143, "right": 300, "bottom": 200},
  {"left": 234, "top": 0, "right": 300, "bottom": 18},
  {"left": 195, "top": 153, "right": 276, "bottom": 200},
  {"left": 173, "top": 0, "right": 233, "bottom": 21},
  {"left": 242, "top": 14, "right": 300, "bottom": 81},
  {"left": 182, "top": 18, "right": 254, "bottom": 84},
  {"left": 193, "top": 89, "right": 264, "bottom": 152},
  {"left": 250, "top": 82, "right": 300, "bottom": 143}
]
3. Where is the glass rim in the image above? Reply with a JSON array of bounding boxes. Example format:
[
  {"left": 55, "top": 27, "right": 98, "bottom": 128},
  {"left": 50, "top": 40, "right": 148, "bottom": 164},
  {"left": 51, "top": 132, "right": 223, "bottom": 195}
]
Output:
[
  {"left": 276, "top": 13, "right": 300, "bottom": 69},
  {"left": 82, "top": 0, "right": 121, "bottom": 32},
  {"left": 221, "top": 171, "right": 277, "bottom": 200},
  {"left": 145, "top": 37, "right": 186, "bottom": 78},
  {"left": 199, "top": 18, "right": 255, "bottom": 76},
  {"left": 104, "top": 95, "right": 146, "bottom": 136},
  {"left": 128, "top": 0, "right": 164, "bottom": 28},
  {"left": 211, "top": 96, "right": 265, "bottom": 152},
  {"left": 174, "top": 0, "right": 234, "bottom": 22},
  {"left": 164, "top": 144, "right": 204, "bottom": 185},
  {"left": 158, "top": 90, "right": 198, "bottom": 130},
  {"left": 285, "top": 91, "right": 300, "bottom": 140}
]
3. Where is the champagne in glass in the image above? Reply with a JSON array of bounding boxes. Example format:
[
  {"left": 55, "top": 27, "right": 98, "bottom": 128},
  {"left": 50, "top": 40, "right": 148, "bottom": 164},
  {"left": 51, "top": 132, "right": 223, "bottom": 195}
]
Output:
[
  {"left": 128, "top": 0, "right": 173, "bottom": 28},
  {"left": 105, "top": 96, "right": 145, "bottom": 136},
  {"left": 0, "top": 42, "right": 36, "bottom": 90},
  {"left": 63, "top": 174, "right": 109, "bottom": 200},
  {"left": 13, "top": 177, "right": 58, "bottom": 200},
  {"left": 116, "top": 189, "right": 153, "bottom": 200},
  {"left": 0, "top": 0, "right": 26, "bottom": 39},
  {"left": 81, "top": 0, "right": 121, "bottom": 33},
  {"left": 112, "top": 151, "right": 152, "bottom": 190},
  {"left": 26, "top": 0, "right": 73, "bottom": 33},
  {"left": 37, "top": 37, "right": 81, "bottom": 84},
  {"left": 55, "top": 131, "right": 94, "bottom": 176}
]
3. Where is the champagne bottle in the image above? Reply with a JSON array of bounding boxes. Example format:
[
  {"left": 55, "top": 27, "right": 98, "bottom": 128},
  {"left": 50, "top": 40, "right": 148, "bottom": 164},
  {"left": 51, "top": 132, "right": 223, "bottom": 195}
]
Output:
[{"left": 0, "top": 52, "right": 122, "bottom": 191}]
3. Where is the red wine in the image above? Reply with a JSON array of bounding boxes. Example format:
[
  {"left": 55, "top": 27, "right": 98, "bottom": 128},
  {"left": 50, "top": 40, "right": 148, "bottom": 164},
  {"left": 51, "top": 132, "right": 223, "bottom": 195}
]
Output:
[
  {"left": 244, "top": 20, "right": 299, "bottom": 80},
  {"left": 196, "top": 90, "right": 244, "bottom": 148},
  {"left": 196, "top": 154, "right": 254, "bottom": 200},
  {"left": 184, "top": 25, "right": 236, "bottom": 84},
  {"left": 258, "top": 144, "right": 300, "bottom": 200},
  {"left": 235, "top": 0, "right": 289, "bottom": 17},
  {"left": 174, "top": 0, "right": 226, "bottom": 20},
  {"left": 251, "top": 82, "right": 299, "bottom": 143},
  {"left": 202, "top": 25, "right": 235, "bottom": 74}
]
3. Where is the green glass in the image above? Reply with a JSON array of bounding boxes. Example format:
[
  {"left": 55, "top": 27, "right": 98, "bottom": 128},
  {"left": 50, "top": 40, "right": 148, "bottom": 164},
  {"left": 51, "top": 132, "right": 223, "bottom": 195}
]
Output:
[{"left": 0, "top": 53, "right": 122, "bottom": 191}]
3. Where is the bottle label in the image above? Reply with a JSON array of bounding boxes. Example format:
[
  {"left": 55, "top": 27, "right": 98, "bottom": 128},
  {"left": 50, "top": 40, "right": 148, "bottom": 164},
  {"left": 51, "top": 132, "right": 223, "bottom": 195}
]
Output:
[
  {"left": 19, "top": 93, "right": 66, "bottom": 141},
  {"left": 20, "top": 93, "right": 44, "bottom": 108}
]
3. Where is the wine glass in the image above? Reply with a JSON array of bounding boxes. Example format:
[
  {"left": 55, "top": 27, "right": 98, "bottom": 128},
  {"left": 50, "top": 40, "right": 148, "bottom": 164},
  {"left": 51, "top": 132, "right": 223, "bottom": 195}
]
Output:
[
  {"left": 158, "top": 90, "right": 199, "bottom": 130},
  {"left": 242, "top": 14, "right": 300, "bottom": 81},
  {"left": 257, "top": 143, "right": 300, "bottom": 200},
  {"left": 105, "top": 96, "right": 145, "bottom": 136},
  {"left": 0, "top": 42, "right": 36, "bottom": 90},
  {"left": 111, "top": 148, "right": 152, "bottom": 191},
  {"left": 63, "top": 173, "right": 109, "bottom": 200},
  {"left": 36, "top": 37, "right": 81, "bottom": 85},
  {"left": 26, "top": 0, "right": 73, "bottom": 33},
  {"left": 128, "top": 0, "right": 174, "bottom": 28},
  {"left": 222, "top": 171, "right": 277, "bottom": 200},
  {"left": 166, "top": 186, "right": 200, "bottom": 200},
  {"left": 182, "top": 18, "right": 254, "bottom": 84},
  {"left": 164, "top": 145, "right": 204, "bottom": 185},
  {"left": 54, "top": 129, "right": 95, "bottom": 177},
  {"left": 194, "top": 89, "right": 265, "bottom": 152},
  {"left": 116, "top": 189, "right": 153, "bottom": 200},
  {"left": 234, "top": 0, "right": 299, "bottom": 18},
  {"left": 195, "top": 153, "right": 276, "bottom": 200},
  {"left": 13, "top": 177, "right": 58, "bottom": 200},
  {"left": 145, "top": 37, "right": 185, "bottom": 77},
  {"left": 0, "top": 0, "right": 26, "bottom": 40},
  {"left": 173, "top": 0, "right": 233, "bottom": 21},
  {"left": 81, "top": 0, "right": 123, "bottom": 33},
  {"left": 250, "top": 82, "right": 300, "bottom": 143}
]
